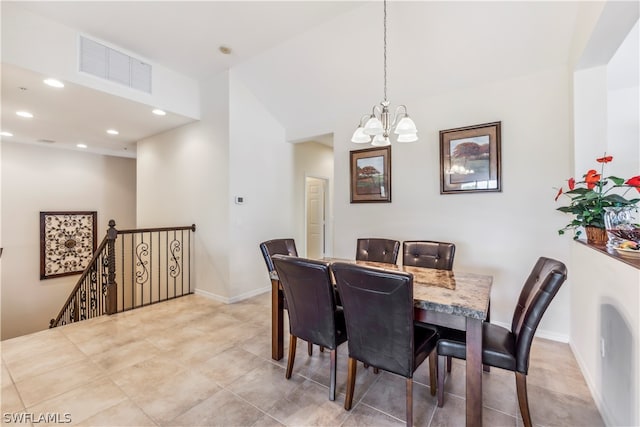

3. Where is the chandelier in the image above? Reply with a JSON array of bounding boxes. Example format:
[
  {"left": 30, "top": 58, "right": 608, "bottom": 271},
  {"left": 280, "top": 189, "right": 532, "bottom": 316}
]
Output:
[{"left": 351, "top": 0, "right": 418, "bottom": 146}]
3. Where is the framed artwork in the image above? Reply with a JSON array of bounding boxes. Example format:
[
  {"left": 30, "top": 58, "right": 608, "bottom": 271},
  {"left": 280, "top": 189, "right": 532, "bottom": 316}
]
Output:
[
  {"left": 350, "top": 146, "right": 391, "bottom": 203},
  {"left": 440, "top": 121, "right": 502, "bottom": 194},
  {"left": 40, "top": 211, "right": 98, "bottom": 280}
]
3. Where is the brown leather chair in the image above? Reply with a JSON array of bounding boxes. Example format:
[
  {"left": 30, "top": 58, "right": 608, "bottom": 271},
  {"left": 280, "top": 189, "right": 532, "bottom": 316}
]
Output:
[
  {"left": 272, "top": 255, "right": 347, "bottom": 401},
  {"left": 259, "top": 239, "right": 315, "bottom": 356},
  {"left": 355, "top": 238, "right": 400, "bottom": 264},
  {"left": 331, "top": 262, "right": 438, "bottom": 427},
  {"left": 402, "top": 241, "right": 455, "bottom": 270},
  {"left": 436, "top": 257, "right": 567, "bottom": 427}
]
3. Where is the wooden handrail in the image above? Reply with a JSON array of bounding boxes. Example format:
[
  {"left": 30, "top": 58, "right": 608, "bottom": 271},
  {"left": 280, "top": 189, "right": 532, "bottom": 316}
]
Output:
[
  {"left": 117, "top": 224, "right": 196, "bottom": 234},
  {"left": 49, "top": 235, "right": 109, "bottom": 328}
]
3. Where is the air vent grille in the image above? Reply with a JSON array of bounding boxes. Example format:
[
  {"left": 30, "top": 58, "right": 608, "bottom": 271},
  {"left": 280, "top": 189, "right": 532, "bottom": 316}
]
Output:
[{"left": 79, "top": 36, "right": 151, "bottom": 94}]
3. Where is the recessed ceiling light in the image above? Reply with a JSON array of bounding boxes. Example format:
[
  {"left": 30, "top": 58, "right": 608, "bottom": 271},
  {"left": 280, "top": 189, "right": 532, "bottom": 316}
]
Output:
[
  {"left": 0, "top": 131, "right": 13, "bottom": 137},
  {"left": 152, "top": 109, "right": 166, "bottom": 116},
  {"left": 77, "top": 143, "right": 87, "bottom": 148},
  {"left": 44, "top": 78, "right": 64, "bottom": 88},
  {"left": 16, "top": 111, "right": 33, "bottom": 118},
  {"left": 106, "top": 129, "right": 119, "bottom": 135}
]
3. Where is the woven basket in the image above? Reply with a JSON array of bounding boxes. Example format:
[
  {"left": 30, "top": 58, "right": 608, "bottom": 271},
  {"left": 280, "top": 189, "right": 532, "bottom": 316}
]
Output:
[{"left": 585, "top": 226, "right": 608, "bottom": 245}]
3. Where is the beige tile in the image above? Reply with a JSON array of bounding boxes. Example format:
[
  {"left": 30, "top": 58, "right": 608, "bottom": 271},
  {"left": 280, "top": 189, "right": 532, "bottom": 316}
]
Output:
[
  {"left": 26, "top": 378, "right": 127, "bottom": 426},
  {"left": 129, "top": 369, "right": 221, "bottom": 424},
  {"left": 109, "top": 355, "right": 186, "bottom": 397},
  {"left": 14, "top": 359, "right": 105, "bottom": 407},
  {"left": 436, "top": 359, "right": 518, "bottom": 416},
  {"left": 342, "top": 403, "right": 405, "bottom": 426},
  {"left": 251, "top": 413, "right": 285, "bottom": 427},
  {"left": 1, "top": 329, "right": 69, "bottom": 365},
  {"left": 196, "top": 347, "right": 263, "bottom": 387},
  {"left": 156, "top": 337, "right": 233, "bottom": 367},
  {"left": 89, "top": 339, "right": 160, "bottom": 373},
  {"left": 2, "top": 383, "right": 25, "bottom": 414},
  {"left": 360, "top": 371, "right": 437, "bottom": 426},
  {"left": 1, "top": 362, "right": 13, "bottom": 387},
  {"left": 76, "top": 400, "right": 156, "bottom": 427},
  {"left": 4, "top": 343, "right": 88, "bottom": 383},
  {"left": 143, "top": 324, "right": 209, "bottom": 351},
  {"left": 265, "top": 380, "right": 351, "bottom": 426},
  {"left": 168, "top": 389, "right": 264, "bottom": 426},
  {"left": 526, "top": 382, "right": 605, "bottom": 426},
  {"left": 226, "top": 362, "right": 305, "bottom": 411},
  {"left": 430, "top": 394, "right": 517, "bottom": 427}
]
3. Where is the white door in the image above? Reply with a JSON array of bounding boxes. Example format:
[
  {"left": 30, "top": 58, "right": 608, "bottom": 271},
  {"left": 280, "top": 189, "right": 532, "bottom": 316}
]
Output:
[{"left": 306, "top": 177, "right": 326, "bottom": 259}]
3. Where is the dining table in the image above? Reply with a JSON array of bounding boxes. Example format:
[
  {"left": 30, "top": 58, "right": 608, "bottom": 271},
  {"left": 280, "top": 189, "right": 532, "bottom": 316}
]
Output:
[{"left": 269, "top": 257, "right": 492, "bottom": 427}]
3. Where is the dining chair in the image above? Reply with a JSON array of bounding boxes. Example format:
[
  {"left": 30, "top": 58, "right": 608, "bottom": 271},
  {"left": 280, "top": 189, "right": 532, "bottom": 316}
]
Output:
[
  {"left": 435, "top": 257, "right": 567, "bottom": 427},
  {"left": 355, "top": 238, "right": 400, "bottom": 264},
  {"left": 331, "top": 262, "right": 438, "bottom": 427},
  {"left": 272, "top": 255, "right": 347, "bottom": 401},
  {"left": 259, "top": 238, "right": 315, "bottom": 356},
  {"left": 402, "top": 240, "right": 456, "bottom": 270}
]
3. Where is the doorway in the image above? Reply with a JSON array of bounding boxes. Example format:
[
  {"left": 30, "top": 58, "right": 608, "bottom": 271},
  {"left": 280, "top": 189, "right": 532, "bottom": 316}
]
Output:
[{"left": 305, "top": 177, "right": 327, "bottom": 259}]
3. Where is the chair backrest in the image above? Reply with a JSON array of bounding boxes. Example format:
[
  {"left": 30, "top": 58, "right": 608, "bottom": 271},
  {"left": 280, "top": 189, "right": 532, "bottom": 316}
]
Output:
[
  {"left": 355, "top": 238, "right": 400, "bottom": 264},
  {"left": 402, "top": 240, "right": 456, "bottom": 270},
  {"left": 272, "top": 255, "right": 342, "bottom": 349},
  {"left": 259, "top": 239, "right": 298, "bottom": 273},
  {"left": 331, "top": 262, "right": 415, "bottom": 377},
  {"left": 511, "top": 257, "right": 567, "bottom": 373}
]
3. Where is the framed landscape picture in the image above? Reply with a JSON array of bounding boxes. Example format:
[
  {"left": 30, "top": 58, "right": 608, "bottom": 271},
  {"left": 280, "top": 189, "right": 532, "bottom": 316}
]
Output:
[
  {"left": 40, "top": 211, "right": 97, "bottom": 280},
  {"left": 440, "top": 121, "right": 502, "bottom": 194},
  {"left": 350, "top": 146, "right": 391, "bottom": 203}
]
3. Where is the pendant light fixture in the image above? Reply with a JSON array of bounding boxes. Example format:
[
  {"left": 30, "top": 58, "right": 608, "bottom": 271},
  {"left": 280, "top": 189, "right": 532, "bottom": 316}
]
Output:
[{"left": 351, "top": 0, "right": 418, "bottom": 146}]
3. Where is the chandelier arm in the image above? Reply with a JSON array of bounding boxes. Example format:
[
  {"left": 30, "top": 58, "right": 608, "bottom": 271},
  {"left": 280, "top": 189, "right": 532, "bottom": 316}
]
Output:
[{"left": 390, "top": 105, "right": 409, "bottom": 127}]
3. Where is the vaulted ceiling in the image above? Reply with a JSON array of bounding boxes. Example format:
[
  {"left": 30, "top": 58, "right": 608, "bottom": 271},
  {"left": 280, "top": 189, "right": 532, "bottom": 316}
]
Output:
[{"left": 1, "top": 1, "right": 586, "bottom": 157}]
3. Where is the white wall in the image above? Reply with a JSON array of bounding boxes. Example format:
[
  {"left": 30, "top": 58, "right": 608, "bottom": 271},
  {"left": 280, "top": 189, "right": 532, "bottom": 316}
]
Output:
[
  {"left": 227, "top": 72, "right": 293, "bottom": 301},
  {"left": 293, "top": 141, "right": 334, "bottom": 257},
  {"left": 330, "top": 66, "right": 573, "bottom": 339},
  {"left": 1, "top": 3, "right": 200, "bottom": 119},
  {"left": 0, "top": 142, "right": 136, "bottom": 339},
  {"left": 137, "top": 71, "right": 230, "bottom": 299}
]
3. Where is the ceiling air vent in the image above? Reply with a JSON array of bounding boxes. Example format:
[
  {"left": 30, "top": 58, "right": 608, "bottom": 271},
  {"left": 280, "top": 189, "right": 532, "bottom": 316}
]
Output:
[{"left": 79, "top": 36, "right": 152, "bottom": 94}]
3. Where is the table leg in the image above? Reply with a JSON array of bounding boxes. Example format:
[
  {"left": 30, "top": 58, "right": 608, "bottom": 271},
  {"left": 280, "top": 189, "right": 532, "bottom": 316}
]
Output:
[
  {"left": 271, "top": 279, "right": 284, "bottom": 360},
  {"left": 466, "top": 317, "right": 483, "bottom": 427}
]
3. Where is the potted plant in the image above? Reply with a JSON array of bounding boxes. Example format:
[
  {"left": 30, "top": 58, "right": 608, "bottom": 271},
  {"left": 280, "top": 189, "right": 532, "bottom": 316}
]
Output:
[{"left": 555, "top": 155, "right": 640, "bottom": 243}]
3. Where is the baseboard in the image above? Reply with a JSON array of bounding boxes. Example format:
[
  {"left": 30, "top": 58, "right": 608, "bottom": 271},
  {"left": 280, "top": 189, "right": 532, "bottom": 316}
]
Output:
[
  {"left": 569, "top": 342, "right": 613, "bottom": 426},
  {"left": 492, "top": 320, "right": 569, "bottom": 343},
  {"left": 194, "top": 286, "right": 270, "bottom": 304}
]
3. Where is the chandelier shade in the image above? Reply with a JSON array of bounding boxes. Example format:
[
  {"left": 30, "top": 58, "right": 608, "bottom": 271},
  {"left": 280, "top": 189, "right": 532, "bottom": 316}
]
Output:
[{"left": 351, "top": 0, "right": 418, "bottom": 146}]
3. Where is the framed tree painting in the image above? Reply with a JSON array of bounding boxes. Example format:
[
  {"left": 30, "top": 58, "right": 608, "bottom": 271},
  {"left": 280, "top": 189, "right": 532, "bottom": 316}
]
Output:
[
  {"left": 440, "top": 121, "right": 502, "bottom": 194},
  {"left": 350, "top": 146, "right": 391, "bottom": 203},
  {"left": 40, "top": 211, "right": 98, "bottom": 279}
]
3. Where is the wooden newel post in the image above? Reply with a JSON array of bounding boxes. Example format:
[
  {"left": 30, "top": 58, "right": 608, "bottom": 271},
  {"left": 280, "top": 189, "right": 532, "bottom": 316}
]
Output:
[{"left": 105, "top": 219, "right": 118, "bottom": 315}]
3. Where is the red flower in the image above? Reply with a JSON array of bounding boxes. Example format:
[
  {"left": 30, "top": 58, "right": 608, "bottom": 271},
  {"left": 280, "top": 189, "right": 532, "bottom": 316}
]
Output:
[
  {"left": 596, "top": 155, "right": 613, "bottom": 163},
  {"left": 555, "top": 187, "right": 563, "bottom": 201},
  {"left": 568, "top": 177, "right": 575, "bottom": 190},
  {"left": 626, "top": 175, "right": 640, "bottom": 193},
  {"left": 584, "top": 169, "right": 601, "bottom": 189}
]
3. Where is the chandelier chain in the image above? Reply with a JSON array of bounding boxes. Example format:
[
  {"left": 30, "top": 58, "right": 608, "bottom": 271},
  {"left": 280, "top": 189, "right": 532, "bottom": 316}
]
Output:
[{"left": 383, "top": 0, "right": 387, "bottom": 102}]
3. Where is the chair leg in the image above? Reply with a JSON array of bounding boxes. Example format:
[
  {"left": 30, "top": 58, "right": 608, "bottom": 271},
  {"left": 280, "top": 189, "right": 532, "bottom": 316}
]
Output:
[
  {"left": 437, "top": 354, "right": 446, "bottom": 407},
  {"left": 286, "top": 335, "right": 297, "bottom": 379},
  {"left": 406, "top": 377, "right": 413, "bottom": 427},
  {"left": 320, "top": 346, "right": 325, "bottom": 352},
  {"left": 329, "top": 349, "right": 337, "bottom": 401},
  {"left": 516, "top": 372, "right": 532, "bottom": 427},
  {"left": 446, "top": 355, "right": 452, "bottom": 373},
  {"left": 344, "top": 357, "right": 357, "bottom": 410},
  {"left": 373, "top": 367, "right": 380, "bottom": 374},
  {"left": 429, "top": 353, "right": 437, "bottom": 396},
  {"left": 308, "top": 341, "right": 313, "bottom": 356}
]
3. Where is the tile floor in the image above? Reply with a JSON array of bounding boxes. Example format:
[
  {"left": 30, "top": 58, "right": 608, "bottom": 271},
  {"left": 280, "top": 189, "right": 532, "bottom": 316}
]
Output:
[{"left": 1, "top": 293, "right": 604, "bottom": 426}]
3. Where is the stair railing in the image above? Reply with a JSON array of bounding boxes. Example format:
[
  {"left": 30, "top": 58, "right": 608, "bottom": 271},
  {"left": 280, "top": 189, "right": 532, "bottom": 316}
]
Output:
[{"left": 50, "top": 220, "right": 196, "bottom": 328}]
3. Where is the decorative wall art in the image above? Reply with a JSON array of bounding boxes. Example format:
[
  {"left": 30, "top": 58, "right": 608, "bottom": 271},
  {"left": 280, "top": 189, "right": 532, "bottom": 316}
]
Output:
[
  {"left": 40, "top": 211, "right": 97, "bottom": 280},
  {"left": 350, "top": 146, "right": 391, "bottom": 203},
  {"left": 440, "top": 121, "right": 502, "bottom": 194}
]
